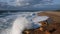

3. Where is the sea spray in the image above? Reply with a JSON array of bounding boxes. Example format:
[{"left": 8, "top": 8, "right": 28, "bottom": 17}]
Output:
[
  {"left": 11, "top": 17, "right": 28, "bottom": 34},
  {"left": 10, "top": 12, "right": 40, "bottom": 34}
]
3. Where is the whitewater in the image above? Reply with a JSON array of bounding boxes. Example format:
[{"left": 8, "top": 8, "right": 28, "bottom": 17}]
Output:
[{"left": 0, "top": 12, "right": 49, "bottom": 34}]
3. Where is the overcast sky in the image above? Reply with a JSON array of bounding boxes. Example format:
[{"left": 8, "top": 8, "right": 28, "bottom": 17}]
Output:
[{"left": 0, "top": 0, "right": 60, "bottom": 10}]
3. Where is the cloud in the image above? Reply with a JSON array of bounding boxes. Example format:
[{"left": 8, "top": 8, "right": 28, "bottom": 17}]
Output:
[
  {"left": 0, "top": 0, "right": 54, "bottom": 7},
  {"left": 15, "top": 0, "right": 30, "bottom": 6},
  {"left": 0, "top": 0, "right": 60, "bottom": 10},
  {"left": 14, "top": 0, "right": 41, "bottom": 6}
]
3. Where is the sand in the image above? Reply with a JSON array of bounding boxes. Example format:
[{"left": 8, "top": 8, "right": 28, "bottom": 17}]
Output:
[{"left": 23, "top": 11, "right": 60, "bottom": 34}]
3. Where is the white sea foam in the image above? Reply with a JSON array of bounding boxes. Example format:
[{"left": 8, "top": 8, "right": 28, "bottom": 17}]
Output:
[{"left": 0, "top": 12, "right": 49, "bottom": 34}]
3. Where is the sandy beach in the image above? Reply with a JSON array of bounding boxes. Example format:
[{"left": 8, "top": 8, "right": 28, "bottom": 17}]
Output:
[{"left": 24, "top": 11, "right": 60, "bottom": 34}]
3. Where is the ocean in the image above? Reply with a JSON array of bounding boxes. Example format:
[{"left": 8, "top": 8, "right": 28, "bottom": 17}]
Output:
[{"left": 0, "top": 11, "right": 42, "bottom": 30}]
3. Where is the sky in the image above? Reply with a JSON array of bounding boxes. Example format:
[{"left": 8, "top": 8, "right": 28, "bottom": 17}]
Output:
[{"left": 0, "top": 0, "right": 60, "bottom": 10}]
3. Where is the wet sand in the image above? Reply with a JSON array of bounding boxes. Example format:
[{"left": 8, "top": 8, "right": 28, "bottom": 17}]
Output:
[
  {"left": 37, "top": 11, "right": 60, "bottom": 34},
  {"left": 24, "top": 11, "right": 60, "bottom": 34},
  {"left": 38, "top": 12, "right": 60, "bottom": 23}
]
